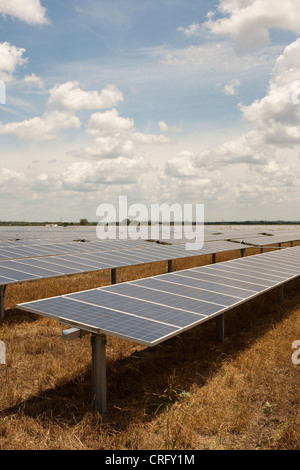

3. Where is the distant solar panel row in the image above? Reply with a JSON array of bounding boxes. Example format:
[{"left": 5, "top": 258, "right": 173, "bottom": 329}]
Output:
[
  {"left": 1, "top": 224, "right": 300, "bottom": 247},
  {"left": 18, "top": 245, "right": 300, "bottom": 347},
  {"left": 232, "top": 234, "right": 300, "bottom": 246}
]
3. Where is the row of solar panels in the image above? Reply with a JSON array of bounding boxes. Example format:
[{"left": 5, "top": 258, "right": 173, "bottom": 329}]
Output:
[
  {"left": 232, "top": 233, "right": 300, "bottom": 246},
  {"left": 18, "top": 245, "right": 300, "bottom": 347},
  {"left": 0, "top": 240, "right": 251, "bottom": 287},
  {"left": 1, "top": 225, "right": 300, "bottom": 245},
  {"left": 0, "top": 233, "right": 298, "bottom": 262},
  {"left": 159, "top": 227, "right": 300, "bottom": 244}
]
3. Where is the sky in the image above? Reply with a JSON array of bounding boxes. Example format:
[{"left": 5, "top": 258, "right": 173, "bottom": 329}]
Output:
[{"left": 0, "top": 0, "right": 300, "bottom": 222}]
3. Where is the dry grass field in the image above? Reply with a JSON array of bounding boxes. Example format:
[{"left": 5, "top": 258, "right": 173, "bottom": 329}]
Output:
[{"left": 0, "top": 253, "right": 299, "bottom": 450}]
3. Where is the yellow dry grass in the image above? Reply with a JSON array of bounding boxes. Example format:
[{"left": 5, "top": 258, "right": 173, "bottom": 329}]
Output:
[{"left": 0, "top": 260, "right": 299, "bottom": 450}]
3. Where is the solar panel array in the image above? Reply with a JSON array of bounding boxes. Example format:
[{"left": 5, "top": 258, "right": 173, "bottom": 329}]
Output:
[
  {"left": 0, "top": 237, "right": 253, "bottom": 288},
  {"left": 0, "top": 224, "right": 300, "bottom": 291},
  {"left": 1, "top": 224, "right": 300, "bottom": 247},
  {"left": 18, "top": 245, "right": 300, "bottom": 347}
]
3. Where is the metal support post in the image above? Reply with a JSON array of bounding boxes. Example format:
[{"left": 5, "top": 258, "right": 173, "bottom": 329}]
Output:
[
  {"left": 278, "top": 285, "right": 284, "bottom": 305},
  {"left": 0, "top": 285, "right": 6, "bottom": 323},
  {"left": 111, "top": 268, "right": 117, "bottom": 285},
  {"left": 91, "top": 333, "right": 107, "bottom": 414},
  {"left": 216, "top": 314, "right": 225, "bottom": 342},
  {"left": 168, "top": 259, "right": 173, "bottom": 273},
  {"left": 212, "top": 253, "right": 216, "bottom": 264}
]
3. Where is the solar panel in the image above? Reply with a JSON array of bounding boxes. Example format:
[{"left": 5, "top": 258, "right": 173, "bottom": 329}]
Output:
[
  {"left": 198, "top": 264, "right": 284, "bottom": 284},
  {"left": 234, "top": 257, "right": 300, "bottom": 275},
  {"left": 225, "top": 258, "right": 297, "bottom": 278},
  {"left": 0, "top": 266, "right": 39, "bottom": 282},
  {"left": 166, "top": 272, "right": 258, "bottom": 295},
  {"left": 130, "top": 277, "right": 241, "bottom": 307},
  {"left": 68, "top": 289, "right": 205, "bottom": 328},
  {"left": 102, "top": 282, "right": 224, "bottom": 316},
  {"left": 213, "top": 263, "right": 287, "bottom": 281},
  {"left": 18, "top": 296, "right": 182, "bottom": 345},
  {"left": 0, "top": 260, "right": 66, "bottom": 278},
  {"left": 0, "top": 275, "right": 21, "bottom": 284},
  {"left": 14, "top": 257, "right": 81, "bottom": 275},
  {"left": 169, "top": 270, "right": 268, "bottom": 294},
  {"left": 71, "top": 252, "right": 130, "bottom": 268}
]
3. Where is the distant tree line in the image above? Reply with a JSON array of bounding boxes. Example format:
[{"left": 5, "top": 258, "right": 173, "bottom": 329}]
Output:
[{"left": 0, "top": 220, "right": 299, "bottom": 227}]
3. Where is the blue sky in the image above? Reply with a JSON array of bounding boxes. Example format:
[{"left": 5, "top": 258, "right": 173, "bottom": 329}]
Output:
[{"left": 0, "top": 0, "right": 300, "bottom": 222}]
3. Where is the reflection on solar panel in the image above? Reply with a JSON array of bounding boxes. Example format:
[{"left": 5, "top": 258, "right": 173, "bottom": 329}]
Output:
[{"left": 17, "top": 245, "right": 300, "bottom": 413}]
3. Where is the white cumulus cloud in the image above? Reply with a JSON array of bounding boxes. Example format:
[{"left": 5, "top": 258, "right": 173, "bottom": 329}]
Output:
[
  {"left": 202, "top": 0, "right": 300, "bottom": 51},
  {"left": 158, "top": 37, "right": 300, "bottom": 211},
  {"left": 0, "top": 110, "right": 81, "bottom": 140},
  {"left": 238, "top": 39, "right": 300, "bottom": 145},
  {"left": 223, "top": 78, "right": 240, "bottom": 95},
  {"left": 0, "top": 41, "right": 27, "bottom": 81},
  {"left": 47, "top": 82, "right": 124, "bottom": 112},
  {"left": 61, "top": 157, "right": 150, "bottom": 191},
  {"left": 177, "top": 23, "right": 202, "bottom": 37},
  {"left": 0, "top": 0, "right": 49, "bottom": 25},
  {"left": 86, "top": 109, "right": 134, "bottom": 137},
  {"left": 24, "top": 73, "right": 44, "bottom": 88}
]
